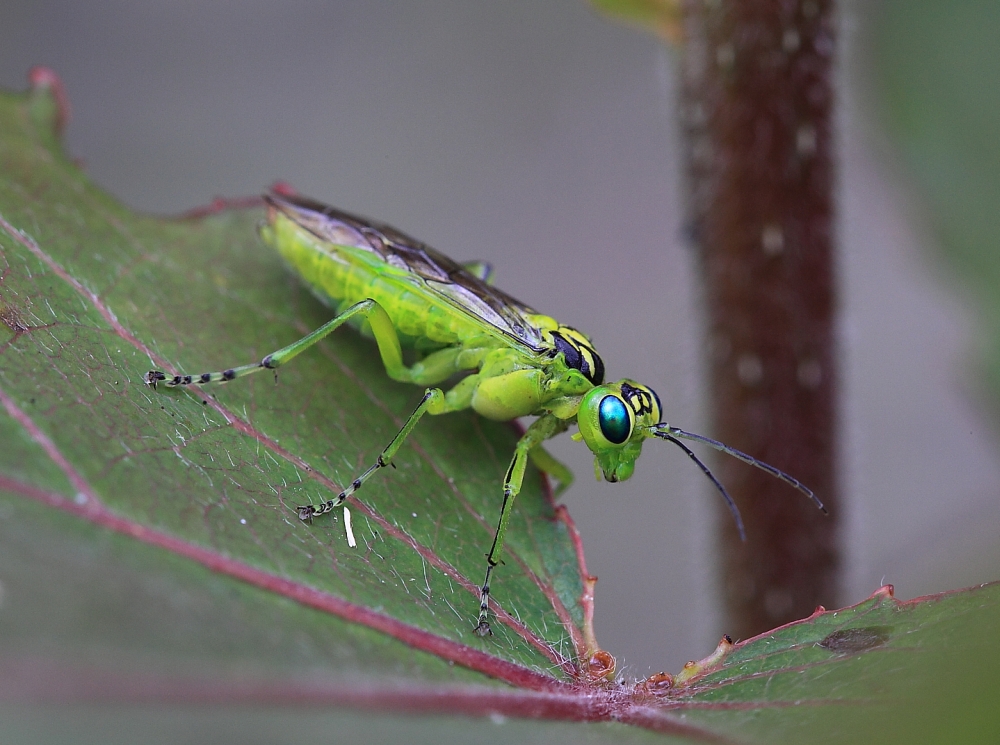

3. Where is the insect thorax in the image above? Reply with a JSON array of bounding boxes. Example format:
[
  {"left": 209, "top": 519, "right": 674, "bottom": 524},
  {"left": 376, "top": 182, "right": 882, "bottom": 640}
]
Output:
[{"left": 544, "top": 326, "right": 605, "bottom": 386}]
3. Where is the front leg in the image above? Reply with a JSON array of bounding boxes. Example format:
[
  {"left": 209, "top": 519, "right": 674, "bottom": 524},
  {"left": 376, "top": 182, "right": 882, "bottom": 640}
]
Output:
[{"left": 475, "top": 413, "right": 566, "bottom": 637}]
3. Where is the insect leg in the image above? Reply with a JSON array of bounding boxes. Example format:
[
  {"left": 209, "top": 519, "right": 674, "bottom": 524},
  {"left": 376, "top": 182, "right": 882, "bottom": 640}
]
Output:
[
  {"left": 528, "top": 444, "right": 574, "bottom": 499},
  {"left": 296, "top": 387, "right": 448, "bottom": 520},
  {"left": 296, "top": 374, "right": 481, "bottom": 521},
  {"left": 146, "top": 298, "right": 404, "bottom": 388},
  {"left": 475, "top": 413, "right": 564, "bottom": 637},
  {"left": 405, "top": 346, "right": 487, "bottom": 386}
]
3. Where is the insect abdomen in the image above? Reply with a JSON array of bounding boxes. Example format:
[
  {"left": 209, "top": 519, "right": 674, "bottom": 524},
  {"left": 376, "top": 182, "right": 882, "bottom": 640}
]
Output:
[{"left": 265, "top": 215, "right": 489, "bottom": 348}]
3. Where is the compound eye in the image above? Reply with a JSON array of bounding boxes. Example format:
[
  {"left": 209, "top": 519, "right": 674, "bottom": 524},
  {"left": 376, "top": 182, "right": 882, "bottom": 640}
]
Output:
[{"left": 598, "top": 395, "right": 631, "bottom": 445}]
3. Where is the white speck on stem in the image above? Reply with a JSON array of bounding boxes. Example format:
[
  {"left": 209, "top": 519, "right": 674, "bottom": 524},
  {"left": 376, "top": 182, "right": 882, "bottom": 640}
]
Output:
[
  {"left": 761, "top": 224, "right": 785, "bottom": 255},
  {"left": 796, "top": 125, "right": 817, "bottom": 156},
  {"left": 736, "top": 354, "right": 764, "bottom": 386},
  {"left": 782, "top": 28, "right": 800, "bottom": 53}
]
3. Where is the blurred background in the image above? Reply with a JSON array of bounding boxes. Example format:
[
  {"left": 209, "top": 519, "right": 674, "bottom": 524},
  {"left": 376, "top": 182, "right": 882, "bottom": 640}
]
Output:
[{"left": 1, "top": 0, "right": 998, "bottom": 677}]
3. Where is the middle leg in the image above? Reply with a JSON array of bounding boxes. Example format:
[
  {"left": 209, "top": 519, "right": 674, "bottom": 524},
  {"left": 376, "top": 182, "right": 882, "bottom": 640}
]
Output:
[{"left": 297, "top": 375, "right": 480, "bottom": 520}]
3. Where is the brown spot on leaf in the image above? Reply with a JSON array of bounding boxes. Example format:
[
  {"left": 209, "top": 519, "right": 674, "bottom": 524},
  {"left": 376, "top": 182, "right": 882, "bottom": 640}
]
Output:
[
  {"left": 819, "top": 626, "right": 892, "bottom": 654},
  {"left": 0, "top": 302, "right": 27, "bottom": 333}
]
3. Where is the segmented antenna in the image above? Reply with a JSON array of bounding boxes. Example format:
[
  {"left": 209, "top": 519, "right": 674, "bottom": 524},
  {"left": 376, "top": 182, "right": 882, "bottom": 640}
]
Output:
[
  {"left": 653, "top": 424, "right": 827, "bottom": 537},
  {"left": 657, "top": 432, "right": 746, "bottom": 541}
]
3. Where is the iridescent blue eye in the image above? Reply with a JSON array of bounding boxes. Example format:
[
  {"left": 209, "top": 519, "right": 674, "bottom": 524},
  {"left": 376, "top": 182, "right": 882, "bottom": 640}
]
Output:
[{"left": 598, "top": 395, "right": 630, "bottom": 444}]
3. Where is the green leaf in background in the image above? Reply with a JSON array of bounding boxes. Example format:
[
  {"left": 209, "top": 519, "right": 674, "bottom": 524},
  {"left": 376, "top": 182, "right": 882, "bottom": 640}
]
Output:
[
  {"left": 590, "top": 0, "right": 682, "bottom": 42},
  {"left": 876, "top": 1, "right": 1000, "bottom": 405},
  {"left": 2, "top": 73, "right": 1000, "bottom": 744}
]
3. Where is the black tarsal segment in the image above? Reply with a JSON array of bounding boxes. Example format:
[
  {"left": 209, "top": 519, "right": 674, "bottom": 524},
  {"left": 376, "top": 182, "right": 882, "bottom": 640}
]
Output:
[
  {"left": 262, "top": 355, "right": 275, "bottom": 368},
  {"left": 222, "top": 369, "right": 236, "bottom": 381},
  {"left": 200, "top": 373, "right": 211, "bottom": 383}
]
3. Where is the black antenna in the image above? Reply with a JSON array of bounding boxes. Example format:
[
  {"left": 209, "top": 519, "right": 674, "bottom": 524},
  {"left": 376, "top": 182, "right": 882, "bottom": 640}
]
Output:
[
  {"left": 656, "top": 431, "right": 747, "bottom": 541},
  {"left": 657, "top": 424, "right": 827, "bottom": 514}
]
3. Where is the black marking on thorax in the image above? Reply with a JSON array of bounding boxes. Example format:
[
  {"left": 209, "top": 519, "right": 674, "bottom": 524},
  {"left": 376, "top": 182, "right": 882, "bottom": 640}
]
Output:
[{"left": 549, "top": 329, "right": 605, "bottom": 385}]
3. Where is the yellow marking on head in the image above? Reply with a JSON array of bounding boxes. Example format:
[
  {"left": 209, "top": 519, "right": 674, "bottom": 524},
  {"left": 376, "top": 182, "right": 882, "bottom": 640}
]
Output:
[{"left": 619, "top": 381, "right": 660, "bottom": 423}]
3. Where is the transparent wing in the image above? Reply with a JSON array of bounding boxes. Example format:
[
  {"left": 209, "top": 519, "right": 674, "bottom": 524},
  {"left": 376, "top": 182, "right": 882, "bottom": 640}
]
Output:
[{"left": 266, "top": 193, "right": 547, "bottom": 350}]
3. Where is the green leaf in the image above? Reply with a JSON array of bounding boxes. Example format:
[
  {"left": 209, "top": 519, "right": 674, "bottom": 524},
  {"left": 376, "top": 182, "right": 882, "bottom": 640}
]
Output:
[
  {"left": 673, "top": 583, "right": 1000, "bottom": 743},
  {"left": 3, "top": 74, "right": 1000, "bottom": 743},
  {"left": 875, "top": 1, "right": 1000, "bottom": 406},
  {"left": 0, "top": 74, "right": 591, "bottom": 688},
  {"left": 590, "top": 0, "right": 683, "bottom": 43}
]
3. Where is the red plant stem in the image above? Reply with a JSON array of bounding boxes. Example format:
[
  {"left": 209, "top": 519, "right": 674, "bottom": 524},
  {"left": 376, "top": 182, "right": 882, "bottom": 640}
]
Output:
[{"left": 680, "top": 0, "right": 840, "bottom": 638}]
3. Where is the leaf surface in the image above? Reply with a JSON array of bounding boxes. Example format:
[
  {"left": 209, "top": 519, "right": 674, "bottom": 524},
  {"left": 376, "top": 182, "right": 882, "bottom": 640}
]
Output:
[{"left": 0, "top": 75, "right": 591, "bottom": 688}]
